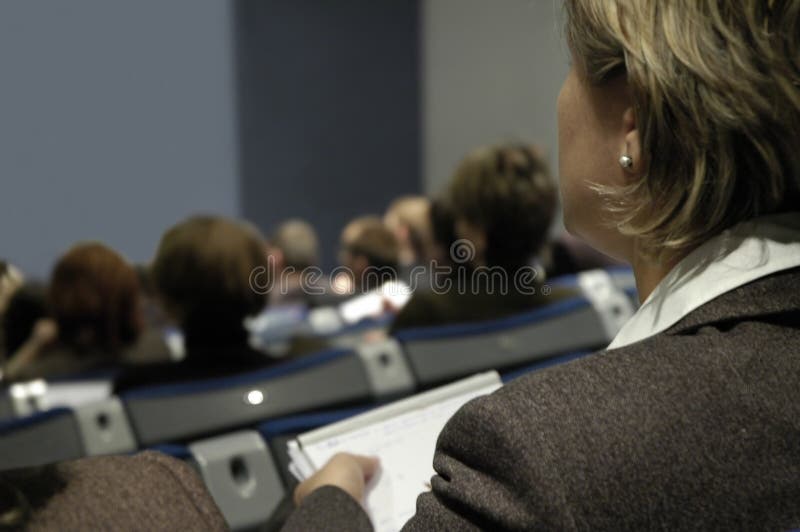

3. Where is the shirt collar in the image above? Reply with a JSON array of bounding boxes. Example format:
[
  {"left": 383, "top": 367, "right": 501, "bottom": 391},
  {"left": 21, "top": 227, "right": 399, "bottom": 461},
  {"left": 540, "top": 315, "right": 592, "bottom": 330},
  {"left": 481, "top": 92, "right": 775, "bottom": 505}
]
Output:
[{"left": 608, "top": 212, "right": 800, "bottom": 350}]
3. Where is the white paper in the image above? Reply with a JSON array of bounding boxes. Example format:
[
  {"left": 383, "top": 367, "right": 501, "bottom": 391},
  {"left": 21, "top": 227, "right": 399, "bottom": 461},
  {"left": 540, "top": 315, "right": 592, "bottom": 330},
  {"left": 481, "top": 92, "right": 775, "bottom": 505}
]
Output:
[{"left": 289, "top": 372, "right": 502, "bottom": 532}]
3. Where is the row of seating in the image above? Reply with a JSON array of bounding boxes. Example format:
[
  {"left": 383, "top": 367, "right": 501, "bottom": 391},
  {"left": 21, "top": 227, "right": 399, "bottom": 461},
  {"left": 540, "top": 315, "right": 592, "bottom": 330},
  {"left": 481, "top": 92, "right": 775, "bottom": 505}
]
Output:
[
  {"left": 0, "top": 268, "right": 637, "bottom": 529},
  {"left": 0, "top": 350, "right": 593, "bottom": 531}
]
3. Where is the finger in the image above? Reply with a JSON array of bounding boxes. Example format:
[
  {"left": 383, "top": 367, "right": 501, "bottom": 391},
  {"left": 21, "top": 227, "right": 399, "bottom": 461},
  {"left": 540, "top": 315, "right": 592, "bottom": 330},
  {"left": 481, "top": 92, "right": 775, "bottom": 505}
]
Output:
[{"left": 351, "top": 454, "right": 380, "bottom": 480}]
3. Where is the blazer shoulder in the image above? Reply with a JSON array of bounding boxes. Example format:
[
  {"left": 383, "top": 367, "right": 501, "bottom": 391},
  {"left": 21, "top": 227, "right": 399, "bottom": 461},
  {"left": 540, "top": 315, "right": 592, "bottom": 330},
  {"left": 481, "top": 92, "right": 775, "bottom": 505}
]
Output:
[{"left": 406, "top": 383, "right": 578, "bottom": 530}]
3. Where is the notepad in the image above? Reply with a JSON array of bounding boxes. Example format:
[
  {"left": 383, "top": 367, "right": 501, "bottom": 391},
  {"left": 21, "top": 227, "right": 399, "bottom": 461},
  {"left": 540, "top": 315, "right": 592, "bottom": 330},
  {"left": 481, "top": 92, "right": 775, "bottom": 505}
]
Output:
[{"left": 287, "top": 371, "right": 503, "bottom": 532}]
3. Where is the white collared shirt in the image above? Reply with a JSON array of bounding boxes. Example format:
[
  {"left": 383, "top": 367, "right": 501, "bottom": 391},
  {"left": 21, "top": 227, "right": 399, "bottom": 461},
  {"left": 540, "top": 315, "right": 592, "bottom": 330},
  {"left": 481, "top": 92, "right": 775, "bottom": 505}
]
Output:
[{"left": 608, "top": 212, "right": 800, "bottom": 350}]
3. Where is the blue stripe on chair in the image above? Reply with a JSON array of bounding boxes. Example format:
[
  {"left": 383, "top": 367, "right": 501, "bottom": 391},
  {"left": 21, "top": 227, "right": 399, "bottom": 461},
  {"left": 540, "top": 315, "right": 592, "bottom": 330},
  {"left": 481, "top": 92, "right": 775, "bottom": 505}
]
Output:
[
  {"left": 0, "top": 407, "right": 73, "bottom": 433},
  {"left": 257, "top": 406, "right": 372, "bottom": 439},
  {"left": 501, "top": 351, "right": 595, "bottom": 383},
  {"left": 604, "top": 265, "right": 635, "bottom": 275},
  {"left": 394, "top": 296, "right": 591, "bottom": 343},
  {"left": 120, "top": 347, "right": 353, "bottom": 400},
  {"left": 148, "top": 444, "right": 193, "bottom": 460},
  {"left": 623, "top": 286, "right": 639, "bottom": 301},
  {"left": 547, "top": 273, "right": 580, "bottom": 288}
]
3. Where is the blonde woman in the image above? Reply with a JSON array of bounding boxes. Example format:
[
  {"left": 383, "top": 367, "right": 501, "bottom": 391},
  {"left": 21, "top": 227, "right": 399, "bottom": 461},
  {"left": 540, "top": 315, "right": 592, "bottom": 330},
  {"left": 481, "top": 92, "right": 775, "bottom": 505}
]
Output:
[{"left": 285, "top": 1, "right": 800, "bottom": 529}]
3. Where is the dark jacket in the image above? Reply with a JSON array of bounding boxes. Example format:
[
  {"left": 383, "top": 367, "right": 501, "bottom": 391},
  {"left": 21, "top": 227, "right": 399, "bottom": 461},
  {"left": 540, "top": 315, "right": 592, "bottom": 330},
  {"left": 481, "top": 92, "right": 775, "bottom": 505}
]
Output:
[
  {"left": 284, "top": 267, "right": 800, "bottom": 531},
  {"left": 21, "top": 451, "right": 227, "bottom": 530},
  {"left": 7, "top": 344, "right": 119, "bottom": 383},
  {"left": 391, "top": 278, "right": 575, "bottom": 334},
  {"left": 114, "top": 334, "right": 271, "bottom": 394}
]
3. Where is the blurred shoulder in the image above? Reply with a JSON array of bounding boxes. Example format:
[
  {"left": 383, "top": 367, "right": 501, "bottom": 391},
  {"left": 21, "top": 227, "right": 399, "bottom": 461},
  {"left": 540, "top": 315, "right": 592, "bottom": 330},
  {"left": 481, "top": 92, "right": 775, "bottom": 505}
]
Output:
[{"left": 35, "top": 452, "right": 228, "bottom": 531}]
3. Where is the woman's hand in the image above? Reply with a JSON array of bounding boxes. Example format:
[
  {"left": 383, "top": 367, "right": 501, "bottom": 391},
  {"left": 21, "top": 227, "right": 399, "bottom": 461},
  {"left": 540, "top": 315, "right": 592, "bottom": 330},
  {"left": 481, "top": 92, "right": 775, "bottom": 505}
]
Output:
[{"left": 293, "top": 453, "right": 380, "bottom": 507}]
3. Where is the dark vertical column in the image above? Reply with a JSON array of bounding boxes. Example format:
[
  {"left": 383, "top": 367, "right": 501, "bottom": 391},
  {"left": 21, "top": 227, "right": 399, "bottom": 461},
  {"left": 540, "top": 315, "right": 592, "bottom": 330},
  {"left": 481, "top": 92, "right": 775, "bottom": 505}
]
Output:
[{"left": 233, "top": 0, "right": 421, "bottom": 270}]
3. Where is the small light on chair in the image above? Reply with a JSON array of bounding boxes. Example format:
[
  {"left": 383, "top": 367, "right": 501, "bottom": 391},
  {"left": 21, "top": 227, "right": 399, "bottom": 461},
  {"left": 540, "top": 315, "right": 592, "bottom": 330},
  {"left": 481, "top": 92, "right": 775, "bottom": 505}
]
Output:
[
  {"left": 28, "top": 379, "right": 47, "bottom": 396},
  {"left": 9, "top": 384, "right": 26, "bottom": 399},
  {"left": 245, "top": 390, "right": 264, "bottom": 405}
]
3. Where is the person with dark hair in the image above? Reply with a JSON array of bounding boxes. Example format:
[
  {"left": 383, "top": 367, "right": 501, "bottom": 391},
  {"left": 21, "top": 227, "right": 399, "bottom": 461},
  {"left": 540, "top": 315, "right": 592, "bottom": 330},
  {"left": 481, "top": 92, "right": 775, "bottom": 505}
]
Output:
[
  {"left": 0, "top": 452, "right": 226, "bottom": 530},
  {"left": 114, "top": 215, "right": 273, "bottom": 393},
  {"left": 391, "top": 143, "right": 573, "bottom": 333},
  {"left": 426, "top": 195, "right": 458, "bottom": 267},
  {"left": 3, "top": 243, "right": 142, "bottom": 382}
]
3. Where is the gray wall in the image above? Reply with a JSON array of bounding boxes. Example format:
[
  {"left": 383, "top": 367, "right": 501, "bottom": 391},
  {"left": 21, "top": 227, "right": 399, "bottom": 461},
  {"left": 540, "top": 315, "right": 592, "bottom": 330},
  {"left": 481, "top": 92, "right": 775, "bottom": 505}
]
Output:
[
  {"left": 234, "top": 0, "right": 421, "bottom": 270},
  {"left": 0, "top": 0, "right": 568, "bottom": 277},
  {"left": 422, "top": 0, "right": 569, "bottom": 193},
  {"left": 0, "top": 0, "right": 239, "bottom": 278}
]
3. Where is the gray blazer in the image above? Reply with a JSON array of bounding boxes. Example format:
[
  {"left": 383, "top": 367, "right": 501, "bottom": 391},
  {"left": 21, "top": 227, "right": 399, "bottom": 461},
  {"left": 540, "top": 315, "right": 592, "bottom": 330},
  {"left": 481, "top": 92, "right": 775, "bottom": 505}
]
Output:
[{"left": 283, "top": 267, "right": 800, "bottom": 531}]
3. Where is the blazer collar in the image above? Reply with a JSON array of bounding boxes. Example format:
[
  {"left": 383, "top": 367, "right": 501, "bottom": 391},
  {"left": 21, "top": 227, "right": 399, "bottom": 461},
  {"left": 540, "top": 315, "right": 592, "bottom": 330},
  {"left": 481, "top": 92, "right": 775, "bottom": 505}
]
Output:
[{"left": 608, "top": 212, "right": 800, "bottom": 350}]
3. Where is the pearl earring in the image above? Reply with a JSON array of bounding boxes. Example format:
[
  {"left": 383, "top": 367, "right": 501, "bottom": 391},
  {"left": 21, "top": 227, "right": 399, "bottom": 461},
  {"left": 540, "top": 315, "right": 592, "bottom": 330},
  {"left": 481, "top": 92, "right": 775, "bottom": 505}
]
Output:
[{"left": 619, "top": 155, "right": 633, "bottom": 169}]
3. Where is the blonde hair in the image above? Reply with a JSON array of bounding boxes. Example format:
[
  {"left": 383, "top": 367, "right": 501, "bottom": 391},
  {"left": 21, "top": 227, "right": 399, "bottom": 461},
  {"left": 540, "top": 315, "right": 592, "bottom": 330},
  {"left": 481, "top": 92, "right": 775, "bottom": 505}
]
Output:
[{"left": 565, "top": 0, "right": 800, "bottom": 257}]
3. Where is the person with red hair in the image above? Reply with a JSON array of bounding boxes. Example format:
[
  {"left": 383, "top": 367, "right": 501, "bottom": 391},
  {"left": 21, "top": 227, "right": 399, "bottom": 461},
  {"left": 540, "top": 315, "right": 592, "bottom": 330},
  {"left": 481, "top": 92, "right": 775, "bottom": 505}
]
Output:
[{"left": 3, "top": 242, "right": 142, "bottom": 382}]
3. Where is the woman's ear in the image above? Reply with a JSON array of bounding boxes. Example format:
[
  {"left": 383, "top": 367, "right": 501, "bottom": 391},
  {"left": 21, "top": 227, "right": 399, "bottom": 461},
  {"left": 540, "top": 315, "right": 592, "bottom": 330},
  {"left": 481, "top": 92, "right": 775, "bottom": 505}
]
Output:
[{"left": 620, "top": 107, "right": 643, "bottom": 180}]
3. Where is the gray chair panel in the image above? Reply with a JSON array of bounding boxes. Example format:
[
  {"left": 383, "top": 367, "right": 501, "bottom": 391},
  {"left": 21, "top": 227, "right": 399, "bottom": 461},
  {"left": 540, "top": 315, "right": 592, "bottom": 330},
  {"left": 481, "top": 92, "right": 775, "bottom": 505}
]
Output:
[
  {"left": 126, "top": 354, "right": 372, "bottom": 446},
  {"left": 0, "top": 411, "right": 84, "bottom": 470},
  {"left": 404, "top": 305, "right": 608, "bottom": 386},
  {"left": 189, "top": 430, "right": 285, "bottom": 531},
  {"left": 356, "top": 338, "right": 415, "bottom": 398},
  {"left": 0, "top": 392, "right": 14, "bottom": 421},
  {"left": 74, "top": 398, "right": 137, "bottom": 456},
  {"left": 41, "top": 380, "right": 113, "bottom": 410}
]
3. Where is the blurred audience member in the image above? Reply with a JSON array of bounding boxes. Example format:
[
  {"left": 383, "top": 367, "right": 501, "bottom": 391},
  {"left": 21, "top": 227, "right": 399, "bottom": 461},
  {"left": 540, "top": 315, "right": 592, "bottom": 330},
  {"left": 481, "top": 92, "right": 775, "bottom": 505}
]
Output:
[
  {"left": 246, "top": 220, "right": 324, "bottom": 356},
  {"left": 114, "top": 216, "right": 272, "bottom": 393},
  {"left": 287, "top": 217, "right": 407, "bottom": 355},
  {"left": 338, "top": 216, "right": 400, "bottom": 294},
  {"left": 392, "top": 143, "right": 573, "bottom": 332},
  {"left": 121, "top": 264, "right": 175, "bottom": 366},
  {"left": 383, "top": 196, "right": 434, "bottom": 280},
  {"left": 4, "top": 243, "right": 142, "bottom": 382},
  {"left": 266, "top": 219, "right": 323, "bottom": 306},
  {"left": 427, "top": 195, "right": 458, "bottom": 266}
]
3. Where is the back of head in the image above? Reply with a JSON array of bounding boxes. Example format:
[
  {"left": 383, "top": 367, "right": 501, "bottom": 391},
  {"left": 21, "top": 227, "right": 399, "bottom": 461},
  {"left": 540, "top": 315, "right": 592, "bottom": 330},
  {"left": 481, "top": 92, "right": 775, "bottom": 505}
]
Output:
[
  {"left": 152, "top": 215, "right": 267, "bottom": 343},
  {"left": 565, "top": 0, "right": 800, "bottom": 256},
  {"left": 270, "top": 219, "right": 320, "bottom": 271},
  {"left": 49, "top": 243, "right": 141, "bottom": 353},
  {"left": 448, "top": 143, "right": 557, "bottom": 270},
  {"left": 428, "top": 195, "right": 459, "bottom": 266},
  {"left": 384, "top": 196, "right": 433, "bottom": 264},
  {"left": 341, "top": 216, "right": 400, "bottom": 273}
]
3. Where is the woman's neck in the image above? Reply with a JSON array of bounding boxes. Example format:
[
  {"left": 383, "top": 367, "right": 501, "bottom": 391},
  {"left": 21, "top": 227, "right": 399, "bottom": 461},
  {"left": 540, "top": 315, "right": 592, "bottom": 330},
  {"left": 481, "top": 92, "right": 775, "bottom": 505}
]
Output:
[{"left": 630, "top": 244, "right": 694, "bottom": 304}]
